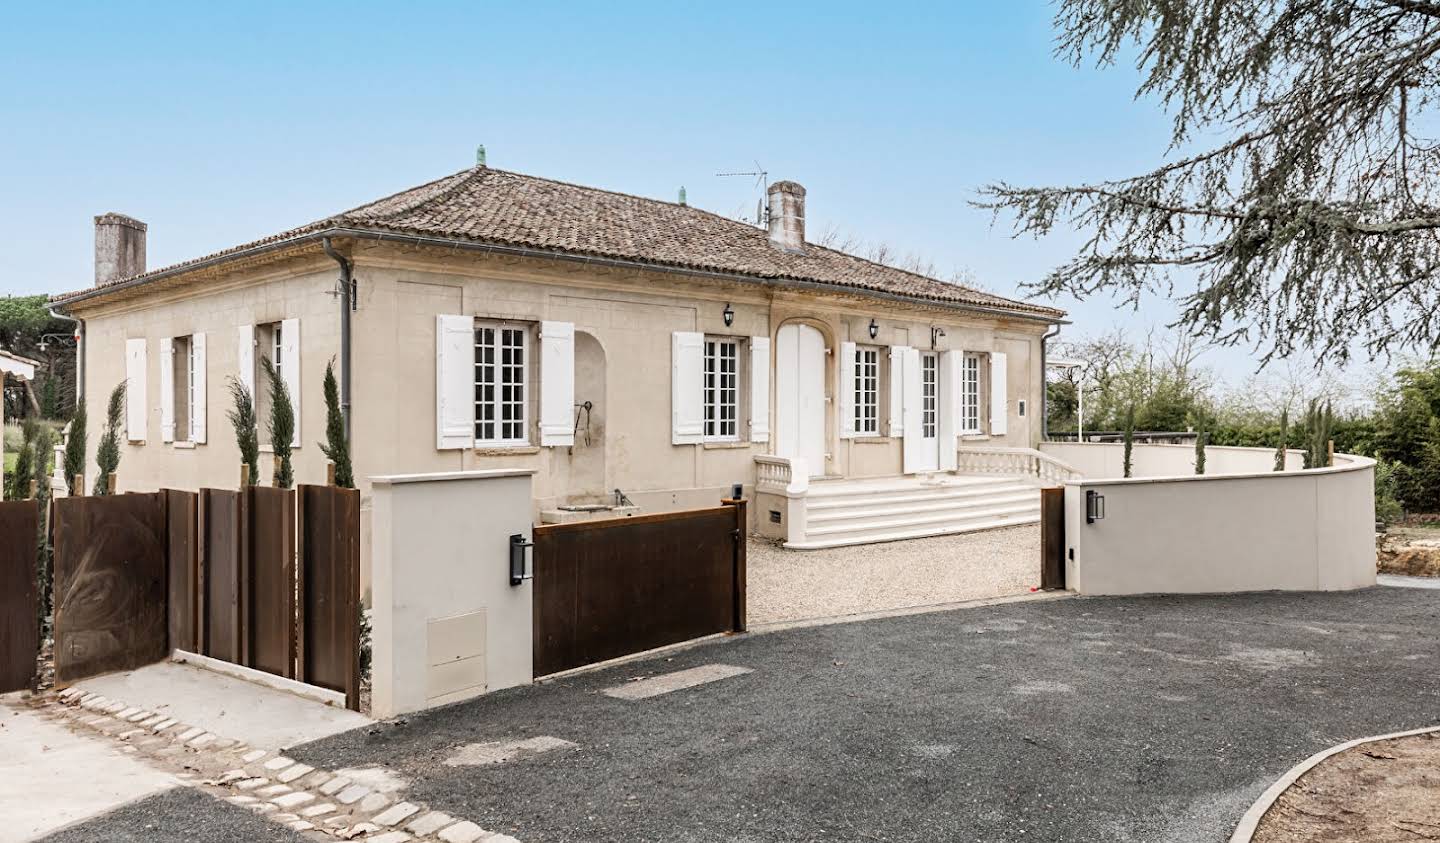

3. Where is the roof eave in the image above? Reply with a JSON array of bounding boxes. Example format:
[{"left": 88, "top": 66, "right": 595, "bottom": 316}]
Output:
[{"left": 54, "top": 225, "right": 1067, "bottom": 324}]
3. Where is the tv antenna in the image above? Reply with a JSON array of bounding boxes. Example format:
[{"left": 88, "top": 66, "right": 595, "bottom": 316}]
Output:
[{"left": 716, "top": 161, "right": 769, "bottom": 226}]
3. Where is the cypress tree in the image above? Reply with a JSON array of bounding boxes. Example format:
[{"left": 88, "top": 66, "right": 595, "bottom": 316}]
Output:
[
  {"left": 94, "top": 382, "right": 125, "bottom": 495},
  {"left": 260, "top": 357, "right": 294, "bottom": 488},
  {"left": 319, "top": 359, "right": 353, "bottom": 488},
  {"left": 63, "top": 399, "right": 86, "bottom": 495}
]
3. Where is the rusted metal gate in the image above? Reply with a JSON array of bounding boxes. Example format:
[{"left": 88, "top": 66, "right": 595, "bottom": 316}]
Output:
[
  {"left": 1040, "top": 486, "right": 1066, "bottom": 590},
  {"left": 533, "top": 500, "right": 747, "bottom": 678},
  {"left": 298, "top": 485, "right": 361, "bottom": 710},
  {"left": 0, "top": 499, "right": 40, "bottom": 692},
  {"left": 52, "top": 493, "right": 168, "bottom": 684}
]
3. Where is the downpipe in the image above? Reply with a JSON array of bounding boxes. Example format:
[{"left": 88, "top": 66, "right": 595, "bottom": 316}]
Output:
[
  {"left": 46, "top": 306, "right": 83, "bottom": 408},
  {"left": 321, "top": 237, "right": 355, "bottom": 441},
  {"left": 1040, "top": 322, "right": 1061, "bottom": 441}
]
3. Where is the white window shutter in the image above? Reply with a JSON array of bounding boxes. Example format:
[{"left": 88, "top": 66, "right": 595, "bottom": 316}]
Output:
[
  {"left": 539, "top": 321, "right": 575, "bottom": 446},
  {"left": 237, "top": 324, "right": 255, "bottom": 401},
  {"left": 280, "top": 318, "right": 301, "bottom": 446},
  {"left": 750, "top": 336, "right": 770, "bottom": 443},
  {"left": 435, "top": 314, "right": 475, "bottom": 450},
  {"left": 990, "top": 351, "right": 1008, "bottom": 436},
  {"left": 888, "top": 345, "right": 908, "bottom": 438},
  {"left": 125, "top": 338, "right": 148, "bottom": 442},
  {"left": 839, "top": 341, "right": 856, "bottom": 439},
  {"left": 938, "top": 350, "right": 960, "bottom": 471},
  {"left": 671, "top": 331, "right": 704, "bottom": 445},
  {"left": 191, "top": 332, "right": 207, "bottom": 444},
  {"left": 900, "top": 347, "right": 923, "bottom": 473},
  {"left": 159, "top": 338, "right": 175, "bottom": 443}
]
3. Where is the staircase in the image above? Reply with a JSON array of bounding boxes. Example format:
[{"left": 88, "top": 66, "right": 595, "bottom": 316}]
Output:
[{"left": 783, "top": 474, "right": 1042, "bottom": 549}]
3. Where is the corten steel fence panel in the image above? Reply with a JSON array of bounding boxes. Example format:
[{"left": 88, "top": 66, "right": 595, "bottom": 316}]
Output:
[
  {"left": 247, "top": 486, "right": 296, "bottom": 679},
  {"left": 1040, "top": 486, "right": 1066, "bottom": 591},
  {"left": 165, "top": 490, "right": 200, "bottom": 653},
  {"left": 200, "top": 488, "right": 245, "bottom": 664},
  {"left": 532, "top": 505, "right": 742, "bottom": 678},
  {"left": 52, "top": 493, "right": 168, "bottom": 684},
  {"left": 297, "top": 485, "right": 361, "bottom": 711},
  {"left": 0, "top": 499, "right": 40, "bottom": 692}
]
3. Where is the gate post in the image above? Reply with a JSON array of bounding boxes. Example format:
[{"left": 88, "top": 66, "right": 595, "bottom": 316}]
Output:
[{"left": 723, "top": 497, "right": 747, "bottom": 633}]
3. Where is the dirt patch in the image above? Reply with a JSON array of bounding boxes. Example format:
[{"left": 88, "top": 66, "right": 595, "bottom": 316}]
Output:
[
  {"left": 1252, "top": 731, "right": 1440, "bottom": 842},
  {"left": 1377, "top": 529, "right": 1440, "bottom": 577}
]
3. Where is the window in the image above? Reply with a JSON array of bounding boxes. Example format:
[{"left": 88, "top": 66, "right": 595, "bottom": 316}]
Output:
[
  {"left": 921, "top": 352, "right": 938, "bottom": 438},
  {"left": 172, "top": 335, "right": 193, "bottom": 442},
  {"left": 254, "top": 322, "right": 282, "bottom": 447},
  {"left": 961, "top": 354, "right": 981, "bottom": 433},
  {"left": 703, "top": 337, "right": 740, "bottom": 440},
  {"left": 854, "top": 346, "right": 880, "bottom": 435},
  {"left": 475, "top": 322, "right": 529, "bottom": 445}
]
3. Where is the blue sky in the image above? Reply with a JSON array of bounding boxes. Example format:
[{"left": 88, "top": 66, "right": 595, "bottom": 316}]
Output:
[{"left": 2, "top": 1, "right": 1289, "bottom": 381}]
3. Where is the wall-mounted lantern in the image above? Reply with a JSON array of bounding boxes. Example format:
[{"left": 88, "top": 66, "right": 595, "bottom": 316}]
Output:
[
  {"left": 868, "top": 319, "right": 879, "bottom": 340},
  {"left": 722, "top": 303, "right": 735, "bottom": 327},
  {"left": 1085, "top": 490, "right": 1105, "bottom": 524},
  {"left": 930, "top": 326, "right": 946, "bottom": 349},
  {"left": 509, "top": 533, "right": 533, "bottom": 585}
]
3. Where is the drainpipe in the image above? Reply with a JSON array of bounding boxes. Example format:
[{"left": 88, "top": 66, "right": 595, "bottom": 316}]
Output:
[
  {"left": 1040, "top": 322, "right": 1061, "bottom": 441},
  {"left": 320, "top": 237, "right": 354, "bottom": 441},
  {"left": 47, "top": 306, "right": 83, "bottom": 408}
]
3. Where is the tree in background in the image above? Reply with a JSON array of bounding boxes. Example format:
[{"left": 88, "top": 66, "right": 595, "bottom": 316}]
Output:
[
  {"left": 93, "top": 382, "right": 125, "bottom": 495},
  {"left": 6, "top": 419, "right": 36, "bottom": 499},
  {"left": 1121, "top": 404, "right": 1135, "bottom": 478},
  {"left": 227, "top": 377, "right": 259, "bottom": 486},
  {"left": 1273, "top": 408, "right": 1289, "bottom": 473},
  {"left": 1305, "top": 399, "right": 1335, "bottom": 469},
  {"left": 319, "top": 359, "right": 353, "bottom": 488},
  {"left": 1194, "top": 429, "right": 1207, "bottom": 475},
  {"left": 0, "top": 295, "right": 77, "bottom": 418},
  {"left": 31, "top": 424, "right": 53, "bottom": 635},
  {"left": 63, "top": 400, "right": 86, "bottom": 495},
  {"left": 981, "top": 1, "right": 1440, "bottom": 367},
  {"left": 260, "top": 357, "right": 294, "bottom": 488}
]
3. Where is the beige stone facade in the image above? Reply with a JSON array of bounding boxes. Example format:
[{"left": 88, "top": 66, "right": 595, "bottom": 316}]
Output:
[{"left": 68, "top": 239, "right": 1052, "bottom": 581}]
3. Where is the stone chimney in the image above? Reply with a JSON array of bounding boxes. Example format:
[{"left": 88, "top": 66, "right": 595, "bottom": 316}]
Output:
[
  {"left": 766, "top": 181, "right": 806, "bottom": 253},
  {"left": 94, "top": 213, "right": 147, "bottom": 285}
]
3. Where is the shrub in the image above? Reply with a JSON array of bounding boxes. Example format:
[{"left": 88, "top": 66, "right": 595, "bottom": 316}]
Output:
[
  {"left": 94, "top": 382, "right": 125, "bottom": 495},
  {"left": 63, "top": 400, "right": 86, "bottom": 495},
  {"left": 1122, "top": 404, "right": 1135, "bottom": 478},
  {"left": 227, "top": 377, "right": 259, "bottom": 486},
  {"left": 1375, "top": 459, "right": 1406, "bottom": 525}
]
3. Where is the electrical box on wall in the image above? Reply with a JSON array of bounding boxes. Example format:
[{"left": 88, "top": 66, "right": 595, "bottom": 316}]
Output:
[
  {"left": 770, "top": 510, "right": 782, "bottom": 524},
  {"left": 1018, "top": 400, "right": 1026, "bottom": 417}
]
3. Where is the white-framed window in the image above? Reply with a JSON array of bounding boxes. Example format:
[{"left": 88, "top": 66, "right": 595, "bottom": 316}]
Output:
[
  {"left": 961, "top": 353, "right": 982, "bottom": 433},
  {"left": 921, "top": 352, "right": 938, "bottom": 438},
  {"left": 854, "top": 345, "right": 880, "bottom": 436},
  {"left": 703, "top": 336, "right": 740, "bottom": 441},
  {"left": 475, "top": 321, "right": 530, "bottom": 445},
  {"left": 172, "top": 335, "right": 194, "bottom": 442}
]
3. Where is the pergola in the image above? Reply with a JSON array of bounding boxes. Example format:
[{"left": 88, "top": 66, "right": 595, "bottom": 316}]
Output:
[{"left": 1046, "top": 356, "right": 1088, "bottom": 440}]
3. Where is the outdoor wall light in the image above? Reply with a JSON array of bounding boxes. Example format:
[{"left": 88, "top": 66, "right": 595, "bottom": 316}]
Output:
[
  {"left": 1085, "top": 490, "right": 1105, "bottom": 524},
  {"left": 722, "top": 303, "right": 735, "bottom": 327},
  {"left": 509, "top": 533, "right": 533, "bottom": 586},
  {"left": 868, "top": 318, "right": 879, "bottom": 340}
]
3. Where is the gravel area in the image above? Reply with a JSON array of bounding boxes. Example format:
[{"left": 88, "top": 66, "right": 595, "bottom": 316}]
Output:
[{"left": 747, "top": 525, "right": 1038, "bottom": 626}]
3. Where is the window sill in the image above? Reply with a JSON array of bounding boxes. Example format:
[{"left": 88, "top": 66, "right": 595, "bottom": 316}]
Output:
[
  {"left": 474, "top": 445, "right": 540, "bottom": 456},
  {"left": 850, "top": 435, "right": 894, "bottom": 445},
  {"left": 702, "top": 440, "right": 752, "bottom": 450},
  {"left": 960, "top": 433, "right": 991, "bottom": 441},
  {"left": 172, "top": 441, "right": 197, "bottom": 450}
]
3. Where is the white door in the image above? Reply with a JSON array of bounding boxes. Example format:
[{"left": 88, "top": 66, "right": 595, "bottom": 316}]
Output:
[
  {"left": 775, "top": 323, "right": 827, "bottom": 477},
  {"left": 904, "top": 350, "right": 941, "bottom": 473}
]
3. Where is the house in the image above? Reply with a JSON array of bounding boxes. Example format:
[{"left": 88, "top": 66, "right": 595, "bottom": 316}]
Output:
[{"left": 53, "top": 161, "right": 1066, "bottom": 575}]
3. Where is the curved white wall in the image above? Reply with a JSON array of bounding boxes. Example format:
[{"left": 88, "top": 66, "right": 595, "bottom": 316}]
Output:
[
  {"left": 1040, "top": 441, "right": 1305, "bottom": 479},
  {"left": 1057, "top": 445, "right": 1376, "bottom": 595}
]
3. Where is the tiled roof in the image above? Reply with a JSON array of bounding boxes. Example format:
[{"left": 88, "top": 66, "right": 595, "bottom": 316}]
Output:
[{"left": 59, "top": 167, "right": 1064, "bottom": 319}]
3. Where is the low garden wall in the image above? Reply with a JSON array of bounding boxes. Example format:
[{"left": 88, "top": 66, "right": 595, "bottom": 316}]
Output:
[
  {"left": 1039, "top": 440, "right": 1305, "bottom": 478},
  {"left": 1056, "top": 445, "right": 1376, "bottom": 595}
]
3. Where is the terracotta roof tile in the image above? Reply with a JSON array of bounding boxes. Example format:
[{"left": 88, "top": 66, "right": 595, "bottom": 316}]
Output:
[{"left": 58, "top": 167, "right": 1064, "bottom": 319}]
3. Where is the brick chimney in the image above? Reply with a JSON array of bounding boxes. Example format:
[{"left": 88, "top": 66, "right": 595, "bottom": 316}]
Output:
[
  {"left": 94, "top": 212, "right": 147, "bottom": 285},
  {"left": 766, "top": 181, "right": 805, "bottom": 253}
]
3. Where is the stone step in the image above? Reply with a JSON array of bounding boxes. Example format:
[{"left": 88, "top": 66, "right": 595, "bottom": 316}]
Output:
[
  {"left": 785, "top": 511, "right": 1041, "bottom": 550},
  {"left": 805, "top": 491, "right": 1040, "bottom": 525},
  {"left": 802, "top": 500, "right": 1041, "bottom": 539},
  {"left": 804, "top": 473, "right": 1028, "bottom": 499},
  {"left": 805, "top": 482, "right": 1037, "bottom": 513}
]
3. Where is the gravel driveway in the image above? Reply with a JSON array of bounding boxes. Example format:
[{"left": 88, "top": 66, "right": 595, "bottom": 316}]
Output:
[{"left": 747, "top": 525, "right": 1038, "bottom": 625}]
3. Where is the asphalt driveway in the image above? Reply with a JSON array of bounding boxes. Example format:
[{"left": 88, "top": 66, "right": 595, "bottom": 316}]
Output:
[{"left": 285, "top": 586, "right": 1440, "bottom": 843}]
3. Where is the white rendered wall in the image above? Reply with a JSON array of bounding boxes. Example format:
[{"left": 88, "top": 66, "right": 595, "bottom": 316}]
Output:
[
  {"left": 1040, "top": 441, "right": 1305, "bottom": 478},
  {"left": 1062, "top": 449, "right": 1376, "bottom": 596},
  {"left": 370, "top": 470, "right": 535, "bottom": 718}
]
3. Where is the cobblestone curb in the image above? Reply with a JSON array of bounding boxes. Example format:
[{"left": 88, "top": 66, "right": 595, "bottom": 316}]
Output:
[{"left": 34, "top": 687, "right": 522, "bottom": 843}]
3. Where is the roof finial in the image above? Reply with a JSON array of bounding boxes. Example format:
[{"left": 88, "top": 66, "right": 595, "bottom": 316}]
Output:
[{"left": 476, "top": 144, "right": 487, "bottom": 167}]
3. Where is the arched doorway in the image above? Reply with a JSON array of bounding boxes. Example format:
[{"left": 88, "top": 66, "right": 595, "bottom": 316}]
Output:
[
  {"left": 774, "top": 322, "right": 827, "bottom": 477},
  {"left": 568, "top": 331, "right": 607, "bottom": 500}
]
